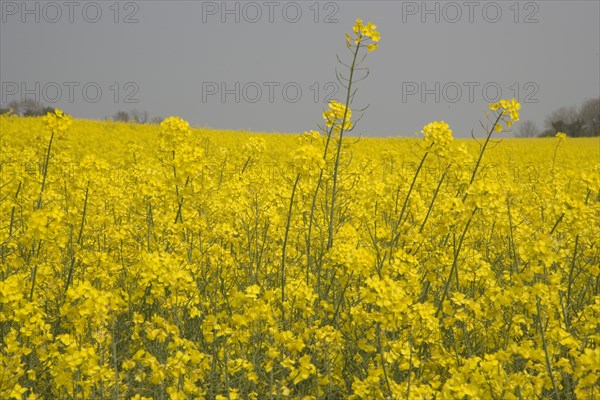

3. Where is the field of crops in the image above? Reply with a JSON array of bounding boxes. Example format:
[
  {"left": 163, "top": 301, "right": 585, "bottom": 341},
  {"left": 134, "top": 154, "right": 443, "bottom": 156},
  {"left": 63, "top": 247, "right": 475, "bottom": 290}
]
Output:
[
  {"left": 1, "top": 110, "right": 598, "bottom": 399},
  {"left": 1, "top": 19, "right": 599, "bottom": 400}
]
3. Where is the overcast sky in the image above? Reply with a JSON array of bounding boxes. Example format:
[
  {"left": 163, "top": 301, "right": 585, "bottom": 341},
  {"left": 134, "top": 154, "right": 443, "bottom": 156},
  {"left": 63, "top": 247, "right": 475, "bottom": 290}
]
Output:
[{"left": 1, "top": 0, "right": 599, "bottom": 138}]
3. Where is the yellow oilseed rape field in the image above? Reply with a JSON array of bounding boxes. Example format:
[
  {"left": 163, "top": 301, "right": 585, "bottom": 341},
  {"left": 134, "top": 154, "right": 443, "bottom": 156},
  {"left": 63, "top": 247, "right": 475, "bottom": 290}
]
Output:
[{"left": 1, "top": 19, "right": 599, "bottom": 400}]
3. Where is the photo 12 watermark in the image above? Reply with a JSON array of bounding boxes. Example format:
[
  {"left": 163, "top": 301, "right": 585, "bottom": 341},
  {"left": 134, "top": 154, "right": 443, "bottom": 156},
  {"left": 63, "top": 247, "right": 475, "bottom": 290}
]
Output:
[
  {"left": 399, "top": 1, "right": 539, "bottom": 23},
  {"left": 1, "top": 81, "right": 141, "bottom": 104},
  {"left": 200, "top": 1, "right": 339, "bottom": 23},
  {"left": 1, "top": 1, "right": 140, "bottom": 23},
  {"left": 401, "top": 81, "right": 539, "bottom": 104},
  {"left": 201, "top": 81, "right": 340, "bottom": 104}
]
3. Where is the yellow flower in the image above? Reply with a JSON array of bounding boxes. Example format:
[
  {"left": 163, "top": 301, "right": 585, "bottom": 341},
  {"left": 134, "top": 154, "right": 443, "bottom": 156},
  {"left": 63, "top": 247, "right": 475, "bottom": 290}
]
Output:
[
  {"left": 323, "top": 100, "right": 353, "bottom": 133},
  {"left": 489, "top": 98, "right": 521, "bottom": 133},
  {"left": 43, "top": 108, "right": 73, "bottom": 136},
  {"left": 353, "top": 18, "right": 363, "bottom": 34},
  {"left": 160, "top": 115, "right": 190, "bottom": 136},
  {"left": 370, "top": 30, "right": 381, "bottom": 42},
  {"left": 349, "top": 18, "right": 381, "bottom": 51},
  {"left": 421, "top": 120, "right": 454, "bottom": 148}
]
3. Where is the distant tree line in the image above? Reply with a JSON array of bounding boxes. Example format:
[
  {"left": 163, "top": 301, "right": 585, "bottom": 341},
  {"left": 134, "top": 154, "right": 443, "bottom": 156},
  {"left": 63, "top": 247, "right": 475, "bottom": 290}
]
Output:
[
  {"left": 0, "top": 99, "right": 55, "bottom": 116},
  {"left": 0, "top": 100, "right": 163, "bottom": 124},
  {"left": 517, "top": 97, "right": 599, "bottom": 138},
  {"left": 3, "top": 98, "right": 597, "bottom": 137},
  {"left": 109, "top": 110, "right": 163, "bottom": 124}
]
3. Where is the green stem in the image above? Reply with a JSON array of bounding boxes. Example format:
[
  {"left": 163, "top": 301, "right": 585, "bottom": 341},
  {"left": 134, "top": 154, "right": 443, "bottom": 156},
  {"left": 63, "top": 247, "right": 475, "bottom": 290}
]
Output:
[
  {"left": 281, "top": 173, "right": 301, "bottom": 326},
  {"left": 565, "top": 235, "right": 579, "bottom": 329},
  {"left": 536, "top": 298, "right": 561, "bottom": 400},
  {"left": 436, "top": 207, "right": 478, "bottom": 317},
  {"left": 36, "top": 131, "right": 55, "bottom": 210},
  {"left": 391, "top": 150, "right": 430, "bottom": 249},
  {"left": 327, "top": 41, "right": 362, "bottom": 250},
  {"left": 306, "top": 124, "right": 336, "bottom": 286},
  {"left": 30, "top": 131, "right": 56, "bottom": 301},
  {"left": 462, "top": 112, "right": 503, "bottom": 202},
  {"left": 376, "top": 323, "right": 394, "bottom": 399},
  {"left": 63, "top": 182, "right": 90, "bottom": 297},
  {"left": 419, "top": 166, "right": 447, "bottom": 234}
]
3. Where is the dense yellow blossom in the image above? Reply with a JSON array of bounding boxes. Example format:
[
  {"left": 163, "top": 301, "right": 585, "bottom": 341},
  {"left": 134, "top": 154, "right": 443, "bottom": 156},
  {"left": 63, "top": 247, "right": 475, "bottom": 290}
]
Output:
[
  {"left": 1, "top": 110, "right": 596, "bottom": 399},
  {"left": 0, "top": 19, "right": 597, "bottom": 400}
]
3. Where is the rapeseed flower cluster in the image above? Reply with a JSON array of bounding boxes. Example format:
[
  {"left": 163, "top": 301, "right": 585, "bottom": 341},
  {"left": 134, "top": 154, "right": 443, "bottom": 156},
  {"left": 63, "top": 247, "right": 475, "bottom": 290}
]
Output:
[
  {"left": 42, "top": 108, "right": 72, "bottom": 136},
  {"left": 490, "top": 98, "right": 521, "bottom": 132},
  {"left": 159, "top": 115, "right": 191, "bottom": 148},
  {"left": 421, "top": 120, "right": 454, "bottom": 156},
  {"left": 347, "top": 18, "right": 381, "bottom": 52},
  {"left": 322, "top": 99, "right": 353, "bottom": 133},
  {"left": 160, "top": 115, "right": 190, "bottom": 135}
]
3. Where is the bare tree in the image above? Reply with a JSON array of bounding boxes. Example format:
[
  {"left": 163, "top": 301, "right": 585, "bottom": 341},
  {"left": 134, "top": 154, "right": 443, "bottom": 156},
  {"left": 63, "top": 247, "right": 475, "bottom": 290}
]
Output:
[
  {"left": 112, "top": 110, "right": 152, "bottom": 123},
  {"left": 579, "top": 97, "right": 599, "bottom": 136},
  {"left": 131, "top": 110, "right": 149, "bottom": 124},
  {"left": 515, "top": 120, "right": 539, "bottom": 138},
  {"left": 113, "top": 111, "right": 130, "bottom": 122},
  {"left": 544, "top": 106, "right": 579, "bottom": 130},
  {"left": 544, "top": 106, "right": 586, "bottom": 137}
]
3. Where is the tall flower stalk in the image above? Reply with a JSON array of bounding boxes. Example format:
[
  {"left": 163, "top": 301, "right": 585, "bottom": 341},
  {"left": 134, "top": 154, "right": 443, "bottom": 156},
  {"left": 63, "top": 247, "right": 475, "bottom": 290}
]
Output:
[
  {"left": 327, "top": 19, "right": 380, "bottom": 250},
  {"left": 304, "top": 19, "right": 381, "bottom": 277}
]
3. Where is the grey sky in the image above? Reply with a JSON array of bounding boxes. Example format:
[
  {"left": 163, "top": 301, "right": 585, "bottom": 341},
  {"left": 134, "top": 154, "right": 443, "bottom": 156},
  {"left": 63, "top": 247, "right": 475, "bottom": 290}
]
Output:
[{"left": 1, "top": 0, "right": 599, "bottom": 138}]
